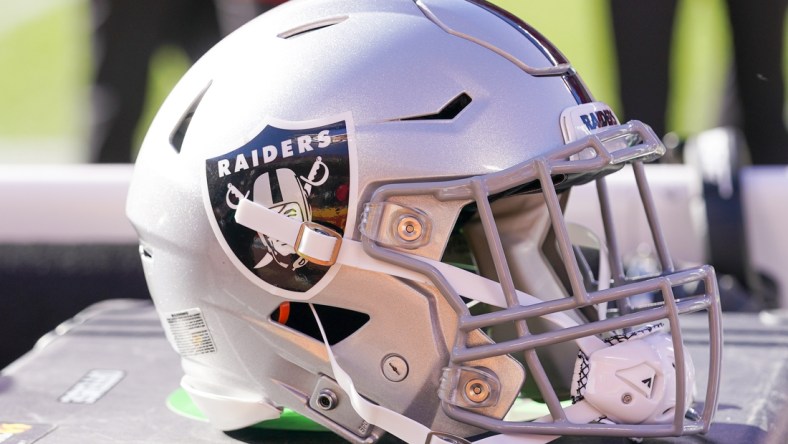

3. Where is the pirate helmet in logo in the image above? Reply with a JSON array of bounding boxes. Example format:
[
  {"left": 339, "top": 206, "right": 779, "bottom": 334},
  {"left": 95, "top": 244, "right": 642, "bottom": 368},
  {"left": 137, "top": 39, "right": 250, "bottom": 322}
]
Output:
[
  {"left": 127, "top": 0, "right": 722, "bottom": 442},
  {"left": 253, "top": 167, "right": 317, "bottom": 270}
]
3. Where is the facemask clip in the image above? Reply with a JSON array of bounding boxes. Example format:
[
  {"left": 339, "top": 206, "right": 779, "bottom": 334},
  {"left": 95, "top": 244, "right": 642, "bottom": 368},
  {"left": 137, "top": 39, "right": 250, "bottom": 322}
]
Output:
[
  {"left": 361, "top": 202, "right": 432, "bottom": 249},
  {"left": 439, "top": 366, "right": 501, "bottom": 409}
]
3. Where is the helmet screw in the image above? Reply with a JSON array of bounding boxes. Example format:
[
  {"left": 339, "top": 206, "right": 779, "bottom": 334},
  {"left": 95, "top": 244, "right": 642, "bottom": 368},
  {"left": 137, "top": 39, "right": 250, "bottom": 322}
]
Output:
[
  {"left": 382, "top": 354, "right": 409, "bottom": 382},
  {"left": 621, "top": 393, "right": 633, "bottom": 404},
  {"left": 397, "top": 216, "right": 422, "bottom": 242},
  {"left": 316, "top": 389, "right": 338, "bottom": 410},
  {"left": 464, "top": 379, "right": 490, "bottom": 403}
]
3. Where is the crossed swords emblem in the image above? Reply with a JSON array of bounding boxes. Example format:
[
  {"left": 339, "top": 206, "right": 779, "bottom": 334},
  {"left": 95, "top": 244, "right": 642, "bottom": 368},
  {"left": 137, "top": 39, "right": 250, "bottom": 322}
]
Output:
[{"left": 224, "top": 156, "right": 330, "bottom": 210}]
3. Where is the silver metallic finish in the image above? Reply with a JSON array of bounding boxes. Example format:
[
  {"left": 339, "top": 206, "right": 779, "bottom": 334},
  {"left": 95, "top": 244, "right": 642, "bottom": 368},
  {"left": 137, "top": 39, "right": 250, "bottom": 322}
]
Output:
[
  {"left": 381, "top": 354, "right": 409, "bottom": 382},
  {"left": 595, "top": 176, "right": 631, "bottom": 317},
  {"left": 363, "top": 120, "right": 722, "bottom": 437},
  {"left": 309, "top": 376, "right": 373, "bottom": 438},
  {"left": 125, "top": 0, "right": 722, "bottom": 441},
  {"left": 414, "top": 0, "right": 572, "bottom": 77},
  {"left": 440, "top": 330, "right": 525, "bottom": 420},
  {"left": 633, "top": 161, "right": 675, "bottom": 274}
]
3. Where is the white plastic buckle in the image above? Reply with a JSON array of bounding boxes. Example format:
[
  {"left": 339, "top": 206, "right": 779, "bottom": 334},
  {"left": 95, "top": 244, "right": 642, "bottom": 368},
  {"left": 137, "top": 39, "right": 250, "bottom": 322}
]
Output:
[{"left": 295, "top": 221, "right": 342, "bottom": 266}]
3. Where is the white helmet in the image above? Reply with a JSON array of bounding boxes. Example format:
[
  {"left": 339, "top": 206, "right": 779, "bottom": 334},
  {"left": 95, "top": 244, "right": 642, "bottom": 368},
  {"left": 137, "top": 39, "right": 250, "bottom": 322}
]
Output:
[{"left": 127, "top": 0, "right": 722, "bottom": 442}]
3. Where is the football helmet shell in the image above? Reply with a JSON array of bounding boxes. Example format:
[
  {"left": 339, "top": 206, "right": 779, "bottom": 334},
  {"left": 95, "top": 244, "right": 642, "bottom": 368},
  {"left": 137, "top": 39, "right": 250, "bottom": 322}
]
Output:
[{"left": 126, "top": 0, "right": 722, "bottom": 442}]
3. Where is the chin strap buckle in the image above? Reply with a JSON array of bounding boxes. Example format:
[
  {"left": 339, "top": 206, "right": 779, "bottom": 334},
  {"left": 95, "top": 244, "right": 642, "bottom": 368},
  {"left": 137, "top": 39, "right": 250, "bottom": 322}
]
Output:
[
  {"left": 235, "top": 198, "right": 342, "bottom": 266},
  {"left": 295, "top": 221, "right": 342, "bottom": 266}
]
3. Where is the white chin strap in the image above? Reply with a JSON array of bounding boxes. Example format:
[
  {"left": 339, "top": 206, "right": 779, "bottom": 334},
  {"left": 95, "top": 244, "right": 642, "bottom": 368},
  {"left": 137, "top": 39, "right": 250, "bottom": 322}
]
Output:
[
  {"left": 309, "top": 303, "right": 603, "bottom": 444},
  {"left": 237, "top": 199, "right": 608, "bottom": 443},
  {"left": 235, "top": 198, "right": 606, "bottom": 353}
]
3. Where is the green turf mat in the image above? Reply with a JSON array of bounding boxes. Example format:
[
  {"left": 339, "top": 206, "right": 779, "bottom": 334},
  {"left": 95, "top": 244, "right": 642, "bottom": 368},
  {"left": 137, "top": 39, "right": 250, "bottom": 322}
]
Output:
[
  {"left": 167, "top": 387, "right": 572, "bottom": 432},
  {"left": 166, "top": 388, "right": 329, "bottom": 432}
]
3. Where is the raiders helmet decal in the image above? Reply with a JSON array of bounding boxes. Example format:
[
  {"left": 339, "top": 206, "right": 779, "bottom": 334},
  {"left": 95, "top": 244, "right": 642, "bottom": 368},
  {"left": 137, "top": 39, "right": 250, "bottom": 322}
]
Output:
[{"left": 203, "top": 116, "right": 355, "bottom": 294}]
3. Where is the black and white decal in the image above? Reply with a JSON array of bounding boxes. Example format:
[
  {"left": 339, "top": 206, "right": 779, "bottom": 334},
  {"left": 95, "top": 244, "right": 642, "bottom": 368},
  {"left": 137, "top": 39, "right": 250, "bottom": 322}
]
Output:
[{"left": 203, "top": 115, "right": 356, "bottom": 297}]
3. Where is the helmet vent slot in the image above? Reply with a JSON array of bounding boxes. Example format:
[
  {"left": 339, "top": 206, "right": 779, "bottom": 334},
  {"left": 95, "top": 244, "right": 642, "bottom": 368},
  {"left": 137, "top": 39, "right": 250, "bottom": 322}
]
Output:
[
  {"left": 278, "top": 16, "right": 348, "bottom": 40},
  {"left": 169, "top": 82, "right": 211, "bottom": 153},
  {"left": 270, "top": 302, "right": 369, "bottom": 345},
  {"left": 396, "top": 92, "right": 472, "bottom": 121}
]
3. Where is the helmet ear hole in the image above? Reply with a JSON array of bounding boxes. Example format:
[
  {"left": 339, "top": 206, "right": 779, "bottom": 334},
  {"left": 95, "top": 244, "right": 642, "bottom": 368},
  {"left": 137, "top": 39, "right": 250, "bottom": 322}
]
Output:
[{"left": 269, "top": 302, "right": 369, "bottom": 345}]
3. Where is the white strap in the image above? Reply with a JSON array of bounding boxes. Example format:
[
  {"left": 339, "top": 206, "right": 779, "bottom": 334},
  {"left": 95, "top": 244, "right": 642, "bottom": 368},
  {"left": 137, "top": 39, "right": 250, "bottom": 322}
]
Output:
[
  {"left": 235, "top": 198, "right": 605, "bottom": 354},
  {"left": 310, "top": 303, "right": 603, "bottom": 444},
  {"left": 336, "top": 241, "right": 604, "bottom": 353},
  {"left": 309, "top": 303, "right": 453, "bottom": 444},
  {"left": 236, "top": 199, "right": 340, "bottom": 265}
]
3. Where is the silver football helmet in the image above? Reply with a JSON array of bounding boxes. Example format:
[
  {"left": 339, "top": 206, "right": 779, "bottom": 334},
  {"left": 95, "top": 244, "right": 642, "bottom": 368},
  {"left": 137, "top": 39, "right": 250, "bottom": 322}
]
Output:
[{"left": 127, "top": 0, "right": 722, "bottom": 442}]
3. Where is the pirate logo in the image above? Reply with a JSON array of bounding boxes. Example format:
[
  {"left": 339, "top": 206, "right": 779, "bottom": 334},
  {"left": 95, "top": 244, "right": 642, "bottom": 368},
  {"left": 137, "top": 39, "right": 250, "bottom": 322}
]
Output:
[
  {"left": 251, "top": 158, "right": 329, "bottom": 270},
  {"left": 204, "top": 118, "right": 353, "bottom": 294}
]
